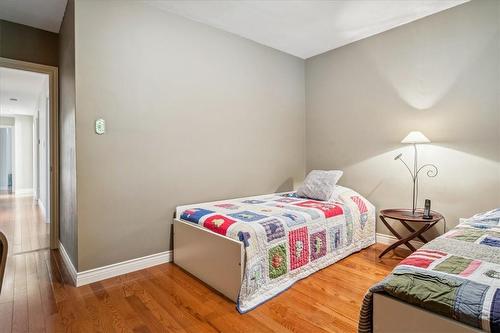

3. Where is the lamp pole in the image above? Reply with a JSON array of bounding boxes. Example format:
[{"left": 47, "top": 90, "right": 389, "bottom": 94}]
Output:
[
  {"left": 394, "top": 142, "right": 438, "bottom": 216},
  {"left": 412, "top": 143, "right": 418, "bottom": 215}
]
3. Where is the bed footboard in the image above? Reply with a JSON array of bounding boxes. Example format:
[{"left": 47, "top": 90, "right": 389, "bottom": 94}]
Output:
[
  {"left": 173, "top": 219, "right": 244, "bottom": 302},
  {"left": 373, "top": 293, "right": 481, "bottom": 333}
]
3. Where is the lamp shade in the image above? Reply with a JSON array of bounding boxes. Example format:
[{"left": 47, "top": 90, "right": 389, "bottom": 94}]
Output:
[{"left": 401, "top": 131, "right": 431, "bottom": 144}]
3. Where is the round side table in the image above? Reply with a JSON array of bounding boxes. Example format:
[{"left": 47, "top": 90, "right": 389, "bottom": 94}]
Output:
[{"left": 378, "top": 208, "right": 444, "bottom": 259}]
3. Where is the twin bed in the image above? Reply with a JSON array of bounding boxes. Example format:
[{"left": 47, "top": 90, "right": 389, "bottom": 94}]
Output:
[
  {"left": 172, "top": 184, "right": 499, "bottom": 332},
  {"left": 363, "top": 209, "right": 500, "bottom": 333},
  {"left": 173, "top": 186, "right": 376, "bottom": 312}
]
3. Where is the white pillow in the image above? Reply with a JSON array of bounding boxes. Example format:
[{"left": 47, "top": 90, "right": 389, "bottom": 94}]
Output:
[{"left": 296, "top": 170, "right": 343, "bottom": 201}]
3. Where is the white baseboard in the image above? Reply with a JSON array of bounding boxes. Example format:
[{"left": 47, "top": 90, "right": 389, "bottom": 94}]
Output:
[
  {"left": 58, "top": 241, "right": 172, "bottom": 287},
  {"left": 58, "top": 242, "right": 77, "bottom": 286},
  {"left": 376, "top": 232, "right": 424, "bottom": 249},
  {"left": 15, "top": 188, "right": 34, "bottom": 197}
]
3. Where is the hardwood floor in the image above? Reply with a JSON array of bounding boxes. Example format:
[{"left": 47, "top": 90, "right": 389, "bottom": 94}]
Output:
[{"left": 0, "top": 193, "right": 409, "bottom": 333}]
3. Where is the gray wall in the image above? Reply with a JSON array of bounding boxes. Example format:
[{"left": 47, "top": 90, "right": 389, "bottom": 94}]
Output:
[
  {"left": 74, "top": 1, "right": 305, "bottom": 270},
  {"left": 306, "top": 0, "right": 500, "bottom": 237},
  {"left": 0, "top": 19, "right": 58, "bottom": 67},
  {"left": 58, "top": 0, "right": 78, "bottom": 268}
]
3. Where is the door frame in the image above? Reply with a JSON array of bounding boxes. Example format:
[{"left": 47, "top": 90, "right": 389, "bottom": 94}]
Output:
[{"left": 0, "top": 57, "right": 59, "bottom": 249}]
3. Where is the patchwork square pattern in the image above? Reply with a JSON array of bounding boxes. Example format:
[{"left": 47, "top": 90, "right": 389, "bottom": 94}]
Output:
[
  {"left": 400, "top": 249, "right": 447, "bottom": 269},
  {"left": 238, "top": 231, "right": 252, "bottom": 248},
  {"left": 433, "top": 256, "right": 480, "bottom": 276},
  {"left": 286, "top": 205, "right": 321, "bottom": 220},
  {"left": 259, "top": 218, "right": 285, "bottom": 242},
  {"left": 329, "top": 225, "right": 344, "bottom": 252},
  {"left": 280, "top": 211, "right": 306, "bottom": 227},
  {"left": 294, "top": 201, "right": 343, "bottom": 218},
  {"left": 244, "top": 262, "right": 265, "bottom": 296},
  {"left": 480, "top": 236, "right": 500, "bottom": 247},
  {"left": 344, "top": 206, "right": 354, "bottom": 246},
  {"left": 203, "top": 215, "right": 236, "bottom": 235},
  {"left": 214, "top": 203, "right": 240, "bottom": 210},
  {"left": 310, "top": 230, "right": 327, "bottom": 260},
  {"left": 242, "top": 199, "right": 266, "bottom": 204},
  {"left": 228, "top": 210, "right": 268, "bottom": 222},
  {"left": 468, "top": 263, "right": 500, "bottom": 287},
  {"left": 268, "top": 244, "right": 287, "bottom": 279},
  {"left": 180, "top": 208, "right": 214, "bottom": 224},
  {"left": 289, "top": 227, "right": 310, "bottom": 270},
  {"left": 490, "top": 290, "right": 500, "bottom": 332},
  {"left": 351, "top": 196, "right": 369, "bottom": 229},
  {"left": 447, "top": 229, "right": 485, "bottom": 242},
  {"left": 454, "top": 280, "right": 490, "bottom": 328}
]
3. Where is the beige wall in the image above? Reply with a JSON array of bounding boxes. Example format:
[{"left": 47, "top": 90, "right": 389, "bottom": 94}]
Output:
[
  {"left": 59, "top": 0, "right": 78, "bottom": 268},
  {"left": 74, "top": 1, "right": 305, "bottom": 270},
  {"left": 306, "top": 0, "right": 500, "bottom": 237}
]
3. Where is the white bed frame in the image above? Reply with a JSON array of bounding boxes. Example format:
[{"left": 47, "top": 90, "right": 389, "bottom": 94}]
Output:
[
  {"left": 373, "top": 294, "right": 482, "bottom": 333},
  {"left": 174, "top": 218, "right": 483, "bottom": 331},
  {"left": 173, "top": 218, "right": 244, "bottom": 302}
]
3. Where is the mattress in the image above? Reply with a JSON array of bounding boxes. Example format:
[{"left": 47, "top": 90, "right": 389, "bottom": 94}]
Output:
[
  {"left": 359, "top": 210, "right": 500, "bottom": 333},
  {"left": 176, "top": 186, "right": 376, "bottom": 313}
]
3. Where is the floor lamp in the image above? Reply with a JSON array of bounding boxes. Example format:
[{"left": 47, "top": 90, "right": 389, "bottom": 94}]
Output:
[{"left": 394, "top": 131, "right": 438, "bottom": 216}]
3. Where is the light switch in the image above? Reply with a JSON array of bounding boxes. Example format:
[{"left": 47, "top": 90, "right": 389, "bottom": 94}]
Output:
[{"left": 95, "top": 118, "right": 106, "bottom": 135}]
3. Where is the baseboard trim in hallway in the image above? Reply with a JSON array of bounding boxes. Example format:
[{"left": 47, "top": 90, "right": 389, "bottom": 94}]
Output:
[{"left": 59, "top": 241, "right": 173, "bottom": 287}]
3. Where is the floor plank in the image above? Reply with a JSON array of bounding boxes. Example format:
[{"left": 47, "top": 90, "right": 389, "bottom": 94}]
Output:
[{"left": 0, "top": 192, "right": 409, "bottom": 332}]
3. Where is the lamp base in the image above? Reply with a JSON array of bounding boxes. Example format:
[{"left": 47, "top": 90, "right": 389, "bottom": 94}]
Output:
[{"left": 402, "top": 211, "right": 421, "bottom": 217}]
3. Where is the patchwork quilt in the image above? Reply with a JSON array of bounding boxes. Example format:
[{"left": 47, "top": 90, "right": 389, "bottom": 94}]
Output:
[
  {"left": 359, "top": 209, "right": 500, "bottom": 333},
  {"left": 176, "top": 187, "right": 376, "bottom": 313}
]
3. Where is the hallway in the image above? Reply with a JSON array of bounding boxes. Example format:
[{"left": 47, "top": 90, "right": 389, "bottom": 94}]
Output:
[{"left": 0, "top": 193, "right": 55, "bottom": 332}]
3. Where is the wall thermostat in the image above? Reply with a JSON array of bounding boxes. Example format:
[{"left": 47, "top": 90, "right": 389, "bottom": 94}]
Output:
[{"left": 95, "top": 118, "right": 106, "bottom": 135}]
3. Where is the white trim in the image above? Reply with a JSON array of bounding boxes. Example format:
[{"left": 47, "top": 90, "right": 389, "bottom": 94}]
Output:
[
  {"left": 14, "top": 188, "right": 34, "bottom": 197},
  {"left": 77, "top": 250, "right": 172, "bottom": 287},
  {"left": 58, "top": 241, "right": 77, "bottom": 286},
  {"left": 58, "top": 241, "right": 172, "bottom": 287},
  {"left": 376, "top": 232, "right": 424, "bottom": 249}
]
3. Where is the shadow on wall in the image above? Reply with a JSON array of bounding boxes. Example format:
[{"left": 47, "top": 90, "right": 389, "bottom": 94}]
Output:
[{"left": 275, "top": 177, "right": 294, "bottom": 193}]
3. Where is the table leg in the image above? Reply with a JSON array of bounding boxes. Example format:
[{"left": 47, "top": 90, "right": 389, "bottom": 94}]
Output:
[
  {"left": 401, "top": 221, "right": 429, "bottom": 243},
  {"left": 379, "top": 216, "right": 416, "bottom": 258}
]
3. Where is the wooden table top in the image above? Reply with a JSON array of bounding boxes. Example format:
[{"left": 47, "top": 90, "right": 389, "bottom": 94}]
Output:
[{"left": 380, "top": 208, "right": 444, "bottom": 223}]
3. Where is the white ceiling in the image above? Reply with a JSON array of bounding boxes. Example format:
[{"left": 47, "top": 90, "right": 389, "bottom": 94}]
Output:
[
  {"left": 0, "top": 0, "right": 67, "bottom": 33},
  {"left": 0, "top": 67, "right": 48, "bottom": 117},
  {"left": 147, "top": 0, "right": 469, "bottom": 59},
  {"left": 0, "top": 0, "right": 468, "bottom": 57}
]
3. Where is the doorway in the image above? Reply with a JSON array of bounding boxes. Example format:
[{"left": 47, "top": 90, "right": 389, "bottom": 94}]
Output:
[{"left": 0, "top": 57, "right": 59, "bottom": 250}]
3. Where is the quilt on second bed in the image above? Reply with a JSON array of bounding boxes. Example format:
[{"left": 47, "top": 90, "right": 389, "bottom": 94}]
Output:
[
  {"left": 359, "top": 209, "right": 500, "bottom": 333},
  {"left": 176, "top": 186, "right": 375, "bottom": 313}
]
